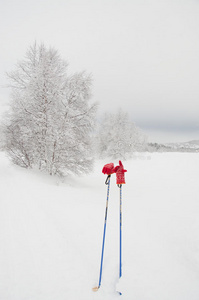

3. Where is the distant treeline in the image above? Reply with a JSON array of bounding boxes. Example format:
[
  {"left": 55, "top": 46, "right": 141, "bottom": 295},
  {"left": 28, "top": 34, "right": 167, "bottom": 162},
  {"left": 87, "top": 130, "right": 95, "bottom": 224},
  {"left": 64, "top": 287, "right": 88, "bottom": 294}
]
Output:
[{"left": 146, "top": 142, "right": 199, "bottom": 153}]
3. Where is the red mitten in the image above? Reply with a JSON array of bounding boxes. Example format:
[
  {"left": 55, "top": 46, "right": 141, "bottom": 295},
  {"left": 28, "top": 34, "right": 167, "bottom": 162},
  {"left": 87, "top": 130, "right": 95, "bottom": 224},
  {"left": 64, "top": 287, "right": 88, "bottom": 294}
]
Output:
[
  {"left": 102, "top": 163, "right": 115, "bottom": 175},
  {"left": 113, "top": 160, "right": 127, "bottom": 184}
]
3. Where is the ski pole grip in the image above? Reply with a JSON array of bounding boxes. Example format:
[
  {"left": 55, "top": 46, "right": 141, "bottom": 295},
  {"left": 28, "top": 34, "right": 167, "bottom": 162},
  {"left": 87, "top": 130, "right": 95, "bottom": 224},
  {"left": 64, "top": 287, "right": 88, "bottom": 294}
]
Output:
[
  {"left": 113, "top": 160, "right": 127, "bottom": 185},
  {"left": 102, "top": 163, "right": 115, "bottom": 185},
  {"left": 102, "top": 163, "right": 115, "bottom": 175}
]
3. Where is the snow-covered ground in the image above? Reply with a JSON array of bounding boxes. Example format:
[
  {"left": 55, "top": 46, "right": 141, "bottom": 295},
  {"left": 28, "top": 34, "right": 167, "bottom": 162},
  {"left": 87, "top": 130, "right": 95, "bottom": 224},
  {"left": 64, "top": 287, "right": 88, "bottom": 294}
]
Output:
[{"left": 0, "top": 152, "right": 199, "bottom": 300}]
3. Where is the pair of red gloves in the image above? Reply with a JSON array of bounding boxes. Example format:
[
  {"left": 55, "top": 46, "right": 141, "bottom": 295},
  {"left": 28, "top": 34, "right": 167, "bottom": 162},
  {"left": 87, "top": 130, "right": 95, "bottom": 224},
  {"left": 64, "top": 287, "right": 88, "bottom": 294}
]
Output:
[{"left": 102, "top": 161, "right": 127, "bottom": 185}]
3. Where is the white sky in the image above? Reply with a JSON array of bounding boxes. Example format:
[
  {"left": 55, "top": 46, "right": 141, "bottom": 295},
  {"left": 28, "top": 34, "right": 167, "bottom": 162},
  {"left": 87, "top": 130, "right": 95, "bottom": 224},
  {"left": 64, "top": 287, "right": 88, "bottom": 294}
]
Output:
[{"left": 1, "top": 0, "right": 199, "bottom": 143}]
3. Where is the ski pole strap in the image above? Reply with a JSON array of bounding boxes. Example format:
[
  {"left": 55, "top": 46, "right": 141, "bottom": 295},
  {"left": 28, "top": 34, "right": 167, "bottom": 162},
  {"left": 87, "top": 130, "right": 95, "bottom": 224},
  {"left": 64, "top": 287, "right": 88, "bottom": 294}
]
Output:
[
  {"left": 105, "top": 174, "right": 111, "bottom": 185},
  {"left": 118, "top": 184, "right": 122, "bottom": 188}
]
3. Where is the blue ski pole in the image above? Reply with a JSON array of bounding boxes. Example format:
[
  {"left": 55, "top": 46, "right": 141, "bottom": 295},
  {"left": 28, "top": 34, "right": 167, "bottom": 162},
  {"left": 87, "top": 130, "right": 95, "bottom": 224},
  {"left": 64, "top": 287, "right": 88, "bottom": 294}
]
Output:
[
  {"left": 93, "top": 174, "right": 111, "bottom": 291},
  {"left": 119, "top": 184, "right": 122, "bottom": 280},
  {"left": 114, "top": 161, "right": 127, "bottom": 296},
  {"left": 116, "top": 183, "right": 123, "bottom": 296},
  {"left": 93, "top": 163, "right": 115, "bottom": 292}
]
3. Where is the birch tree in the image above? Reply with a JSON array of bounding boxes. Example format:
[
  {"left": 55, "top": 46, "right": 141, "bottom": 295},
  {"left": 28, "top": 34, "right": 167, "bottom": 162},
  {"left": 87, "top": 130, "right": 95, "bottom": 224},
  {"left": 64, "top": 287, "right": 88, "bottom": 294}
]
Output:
[
  {"left": 3, "top": 43, "right": 97, "bottom": 176},
  {"left": 96, "top": 110, "right": 147, "bottom": 160}
]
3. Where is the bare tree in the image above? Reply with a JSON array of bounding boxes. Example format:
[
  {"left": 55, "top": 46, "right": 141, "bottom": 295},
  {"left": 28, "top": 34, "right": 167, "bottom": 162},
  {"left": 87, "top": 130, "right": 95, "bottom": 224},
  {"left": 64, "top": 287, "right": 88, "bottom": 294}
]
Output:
[{"left": 3, "top": 43, "right": 97, "bottom": 176}]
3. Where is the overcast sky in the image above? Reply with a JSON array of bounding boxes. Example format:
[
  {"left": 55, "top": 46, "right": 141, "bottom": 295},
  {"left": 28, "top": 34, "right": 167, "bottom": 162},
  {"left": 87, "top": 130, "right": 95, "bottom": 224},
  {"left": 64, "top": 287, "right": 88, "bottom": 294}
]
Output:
[{"left": 1, "top": 0, "right": 199, "bottom": 142}]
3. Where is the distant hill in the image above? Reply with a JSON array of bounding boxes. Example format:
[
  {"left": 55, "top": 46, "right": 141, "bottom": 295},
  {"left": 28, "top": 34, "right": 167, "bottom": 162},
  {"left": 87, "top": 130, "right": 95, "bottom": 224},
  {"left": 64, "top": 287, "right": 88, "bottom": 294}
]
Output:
[
  {"left": 188, "top": 140, "right": 199, "bottom": 145},
  {"left": 147, "top": 140, "right": 199, "bottom": 152}
]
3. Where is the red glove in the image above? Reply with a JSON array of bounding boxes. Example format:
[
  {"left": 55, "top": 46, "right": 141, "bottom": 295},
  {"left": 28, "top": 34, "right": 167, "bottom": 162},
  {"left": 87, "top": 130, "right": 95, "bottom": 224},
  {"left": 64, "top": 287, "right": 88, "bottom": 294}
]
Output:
[
  {"left": 102, "top": 163, "right": 115, "bottom": 175},
  {"left": 113, "top": 160, "right": 127, "bottom": 184}
]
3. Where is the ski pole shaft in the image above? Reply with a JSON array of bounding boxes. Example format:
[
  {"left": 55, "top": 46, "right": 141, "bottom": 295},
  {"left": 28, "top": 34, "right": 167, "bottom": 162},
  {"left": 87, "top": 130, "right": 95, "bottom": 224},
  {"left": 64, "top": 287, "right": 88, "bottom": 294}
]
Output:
[
  {"left": 119, "top": 184, "right": 122, "bottom": 278},
  {"left": 98, "top": 175, "right": 111, "bottom": 289}
]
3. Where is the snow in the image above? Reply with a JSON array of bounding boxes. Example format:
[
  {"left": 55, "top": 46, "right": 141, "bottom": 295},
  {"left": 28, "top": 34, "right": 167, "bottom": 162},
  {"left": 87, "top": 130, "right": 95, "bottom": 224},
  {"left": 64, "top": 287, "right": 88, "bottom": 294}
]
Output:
[{"left": 0, "top": 152, "right": 199, "bottom": 299}]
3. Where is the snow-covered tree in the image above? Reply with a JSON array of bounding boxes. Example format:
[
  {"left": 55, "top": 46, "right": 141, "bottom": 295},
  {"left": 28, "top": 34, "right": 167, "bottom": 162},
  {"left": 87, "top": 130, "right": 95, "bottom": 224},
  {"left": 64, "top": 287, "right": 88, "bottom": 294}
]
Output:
[
  {"left": 3, "top": 43, "right": 97, "bottom": 176},
  {"left": 95, "top": 110, "right": 147, "bottom": 160}
]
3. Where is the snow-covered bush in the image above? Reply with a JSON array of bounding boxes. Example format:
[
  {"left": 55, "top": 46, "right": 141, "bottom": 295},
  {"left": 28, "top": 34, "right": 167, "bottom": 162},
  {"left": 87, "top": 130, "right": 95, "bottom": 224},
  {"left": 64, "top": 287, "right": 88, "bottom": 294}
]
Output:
[
  {"left": 2, "top": 43, "right": 97, "bottom": 176},
  {"left": 95, "top": 110, "right": 147, "bottom": 160}
]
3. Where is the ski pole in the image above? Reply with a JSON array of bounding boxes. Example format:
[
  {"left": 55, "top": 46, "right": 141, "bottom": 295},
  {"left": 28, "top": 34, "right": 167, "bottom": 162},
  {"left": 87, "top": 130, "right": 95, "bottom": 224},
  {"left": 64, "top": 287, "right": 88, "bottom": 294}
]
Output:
[
  {"left": 93, "top": 163, "right": 115, "bottom": 292},
  {"left": 114, "top": 161, "right": 127, "bottom": 295},
  {"left": 92, "top": 174, "right": 111, "bottom": 291},
  {"left": 119, "top": 184, "right": 122, "bottom": 279}
]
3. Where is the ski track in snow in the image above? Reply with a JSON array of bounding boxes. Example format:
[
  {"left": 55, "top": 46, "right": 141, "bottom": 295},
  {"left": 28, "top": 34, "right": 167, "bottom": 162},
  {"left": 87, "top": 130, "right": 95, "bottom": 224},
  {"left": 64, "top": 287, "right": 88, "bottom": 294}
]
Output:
[{"left": 0, "top": 153, "right": 199, "bottom": 299}]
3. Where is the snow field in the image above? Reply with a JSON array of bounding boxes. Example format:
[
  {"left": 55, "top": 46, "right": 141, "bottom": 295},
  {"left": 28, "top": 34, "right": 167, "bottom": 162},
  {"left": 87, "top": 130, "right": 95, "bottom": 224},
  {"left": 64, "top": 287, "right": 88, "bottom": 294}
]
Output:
[{"left": 0, "top": 152, "right": 199, "bottom": 299}]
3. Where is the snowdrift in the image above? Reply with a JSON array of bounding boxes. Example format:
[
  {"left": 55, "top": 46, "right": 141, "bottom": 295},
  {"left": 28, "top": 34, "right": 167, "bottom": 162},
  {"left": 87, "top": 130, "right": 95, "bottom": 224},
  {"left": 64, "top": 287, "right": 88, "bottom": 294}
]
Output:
[{"left": 0, "top": 152, "right": 199, "bottom": 300}]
